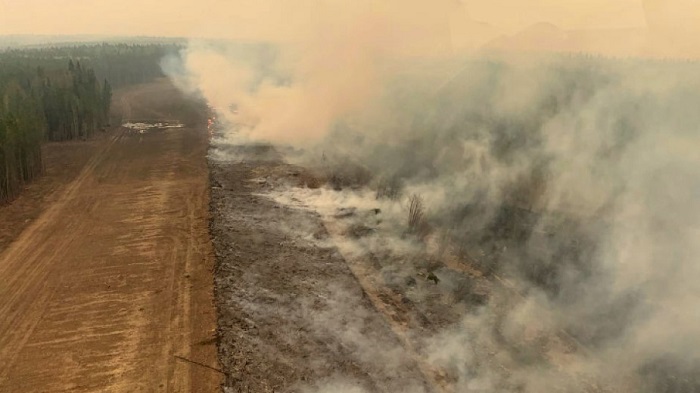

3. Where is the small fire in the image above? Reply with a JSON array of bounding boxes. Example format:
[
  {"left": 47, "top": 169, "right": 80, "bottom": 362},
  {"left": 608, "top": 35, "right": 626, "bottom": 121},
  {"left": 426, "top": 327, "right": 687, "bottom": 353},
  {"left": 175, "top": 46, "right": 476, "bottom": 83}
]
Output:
[{"left": 207, "top": 115, "right": 217, "bottom": 139}]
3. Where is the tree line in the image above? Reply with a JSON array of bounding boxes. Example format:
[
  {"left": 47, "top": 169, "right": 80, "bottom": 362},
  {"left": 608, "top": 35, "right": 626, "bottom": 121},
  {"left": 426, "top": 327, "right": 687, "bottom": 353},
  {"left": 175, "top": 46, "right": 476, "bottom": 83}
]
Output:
[
  {"left": 0, "top": 43, "right": 181, "bottom": 88},
  {"left": 0, "top": 59, "right": 112, "bottom": 203},
  {"left": 0, "top": 43, "right": 178, "bottom": 204}
]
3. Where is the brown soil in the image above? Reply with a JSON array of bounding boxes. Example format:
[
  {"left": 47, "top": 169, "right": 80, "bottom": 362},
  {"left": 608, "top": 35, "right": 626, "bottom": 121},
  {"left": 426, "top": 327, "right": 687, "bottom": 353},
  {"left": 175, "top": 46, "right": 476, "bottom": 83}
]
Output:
[
  {"left": 0, "top": 136, "right": 109, "bottom": 252},
  {"left": 0, "top": 79, "right": 220, "bottom": 392}
]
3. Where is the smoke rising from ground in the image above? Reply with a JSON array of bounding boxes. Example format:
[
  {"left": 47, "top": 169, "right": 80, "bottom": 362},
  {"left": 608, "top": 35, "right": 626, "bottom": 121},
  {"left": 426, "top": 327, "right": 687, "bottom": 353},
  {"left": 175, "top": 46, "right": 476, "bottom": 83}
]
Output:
[
  {"left": 317, "top": 57, "right": 700, "bottom": 391},
  {"left": 166, "top": 0, "right": 456, "bottom": 144},
  {"left": 166, "top": 1, "right": 700, "bottom": 391}
]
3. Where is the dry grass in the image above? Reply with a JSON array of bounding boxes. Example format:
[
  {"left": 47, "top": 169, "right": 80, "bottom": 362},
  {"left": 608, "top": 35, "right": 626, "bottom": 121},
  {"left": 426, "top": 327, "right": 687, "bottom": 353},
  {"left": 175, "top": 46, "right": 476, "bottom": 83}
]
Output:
[
  {"left": 408, "top": 194, "right": 425, "bottom": 232},
  {"left": 375, "top": 176, "right": 403, "bottom": 200},
  {"left": 250, "top": 164, "right": 325, "bottom": 189},
  {"left": 345, "top": 223, "right": 375, "bottom": 239},
  {"left": 297, "top": 170, "right": 325, "bottom": 189},
  {"left": 407, "top": 194, "right": 433, "bottom": 241},
  {"left": 326, "top": 160, "right": 373, "bottom": 191}
]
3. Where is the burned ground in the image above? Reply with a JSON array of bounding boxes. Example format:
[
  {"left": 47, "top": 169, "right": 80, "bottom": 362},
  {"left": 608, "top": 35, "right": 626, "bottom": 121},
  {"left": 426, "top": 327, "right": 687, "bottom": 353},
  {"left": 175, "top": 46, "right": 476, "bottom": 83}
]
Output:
[
  {"left": 208, "top": 143, "right": 614, "bottom": 393},
  {"left": 209, "top": 151, "right": 432, "bottom": 393}
]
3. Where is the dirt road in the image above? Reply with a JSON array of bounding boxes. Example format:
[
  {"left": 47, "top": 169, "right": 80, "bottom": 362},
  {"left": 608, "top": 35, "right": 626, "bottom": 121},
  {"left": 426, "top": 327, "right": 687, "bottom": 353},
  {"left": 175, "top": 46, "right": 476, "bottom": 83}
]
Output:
[{"left": 0, "top": 81, "right": 220, "bottom": 392}]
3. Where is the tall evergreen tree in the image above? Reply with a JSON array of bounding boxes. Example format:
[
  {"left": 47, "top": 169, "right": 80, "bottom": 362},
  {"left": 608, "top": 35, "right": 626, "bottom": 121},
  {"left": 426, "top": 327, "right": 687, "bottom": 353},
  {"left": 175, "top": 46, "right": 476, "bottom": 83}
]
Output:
[{"left": 0, "top": 58, "right": 113, "bottom": 203}]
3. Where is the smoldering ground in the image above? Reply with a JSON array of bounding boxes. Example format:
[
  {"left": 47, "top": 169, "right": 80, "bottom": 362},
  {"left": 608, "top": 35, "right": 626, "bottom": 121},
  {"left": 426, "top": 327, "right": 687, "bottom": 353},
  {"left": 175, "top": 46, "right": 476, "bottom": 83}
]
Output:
[
  {"left": 304, "top": 57, "right": 700, "bottom": 392},
  {"left": 165, "top": 2, "right": 700, "bottom": 392}
]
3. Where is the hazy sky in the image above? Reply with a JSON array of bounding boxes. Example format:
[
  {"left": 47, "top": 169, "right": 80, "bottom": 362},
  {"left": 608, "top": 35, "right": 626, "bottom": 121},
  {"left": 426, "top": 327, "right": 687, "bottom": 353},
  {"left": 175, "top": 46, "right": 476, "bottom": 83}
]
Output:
[
  {"left": 0, "top": 0, "right": 648, "bottom": 36},
  {"left": 1, "top": 0, "right": 698, "bottom": 57},
  {"left": 466, "top": 0, "right": 647, "bottom": 31}
]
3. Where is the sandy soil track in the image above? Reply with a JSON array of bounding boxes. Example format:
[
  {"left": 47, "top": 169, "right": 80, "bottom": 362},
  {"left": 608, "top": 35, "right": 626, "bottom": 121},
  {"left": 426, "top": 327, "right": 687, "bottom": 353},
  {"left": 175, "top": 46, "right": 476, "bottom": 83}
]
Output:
[{"left": 0, "top": 81, "right": 220, "bottom": 392}]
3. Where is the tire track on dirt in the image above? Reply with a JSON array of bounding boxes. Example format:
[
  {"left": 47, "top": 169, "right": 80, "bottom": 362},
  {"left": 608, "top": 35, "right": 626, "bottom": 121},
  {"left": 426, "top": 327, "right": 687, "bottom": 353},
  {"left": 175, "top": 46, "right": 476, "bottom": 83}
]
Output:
[
  {"left": 0, "top": 80, "right": 220, "bottom": 392},
  {"left": 0, "top": 130, "right": 125, "bottom": 385}
]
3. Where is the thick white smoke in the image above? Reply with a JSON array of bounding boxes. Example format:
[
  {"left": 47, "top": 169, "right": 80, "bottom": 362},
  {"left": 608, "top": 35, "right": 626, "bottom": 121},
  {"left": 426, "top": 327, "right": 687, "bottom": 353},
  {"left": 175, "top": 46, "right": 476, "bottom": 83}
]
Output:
[
  {"left": 164, "top": 1, "right": 700, "bottom": 391},
  {"left": 307, "top": 57, "right": 700, "bottom": 391}
]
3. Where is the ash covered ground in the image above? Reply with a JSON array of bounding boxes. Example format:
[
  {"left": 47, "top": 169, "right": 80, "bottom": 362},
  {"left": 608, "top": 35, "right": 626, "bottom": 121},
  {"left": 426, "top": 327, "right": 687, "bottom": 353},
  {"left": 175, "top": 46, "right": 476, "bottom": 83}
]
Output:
[
  {"left": 209, "top": 145, "right": 432, "bottom": 393},
  {"left": 207, "top": 141, "right": 634, "bottom": 393},
  {"left": 196, "top": 47, "right": 700, "bottom": 393}
]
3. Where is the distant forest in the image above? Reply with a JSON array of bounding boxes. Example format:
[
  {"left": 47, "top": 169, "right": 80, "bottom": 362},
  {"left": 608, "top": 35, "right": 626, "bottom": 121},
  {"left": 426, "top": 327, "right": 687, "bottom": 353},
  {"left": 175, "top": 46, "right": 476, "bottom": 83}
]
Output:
[
  {"left": 0, "top": 43, "right": 180, "bottom": 88},
  {"left": 0, "top": 43, "right": 177, "bottom": 204}
]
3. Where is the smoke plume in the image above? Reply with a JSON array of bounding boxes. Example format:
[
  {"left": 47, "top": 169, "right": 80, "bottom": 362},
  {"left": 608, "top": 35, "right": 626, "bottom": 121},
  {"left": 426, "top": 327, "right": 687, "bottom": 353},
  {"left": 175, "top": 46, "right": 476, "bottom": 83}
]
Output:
[{"left": 165, "top": 1, "right": 700, "bottom": 391}]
